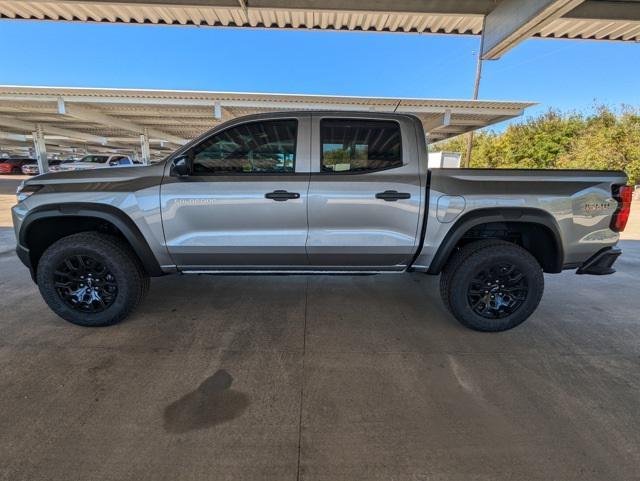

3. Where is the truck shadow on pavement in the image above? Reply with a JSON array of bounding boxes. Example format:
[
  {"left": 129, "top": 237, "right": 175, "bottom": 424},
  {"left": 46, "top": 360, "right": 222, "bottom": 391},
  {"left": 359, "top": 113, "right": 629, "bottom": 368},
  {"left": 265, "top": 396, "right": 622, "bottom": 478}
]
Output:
[{"left": 163, "top": 369, "right": 249, "bottom": 433}]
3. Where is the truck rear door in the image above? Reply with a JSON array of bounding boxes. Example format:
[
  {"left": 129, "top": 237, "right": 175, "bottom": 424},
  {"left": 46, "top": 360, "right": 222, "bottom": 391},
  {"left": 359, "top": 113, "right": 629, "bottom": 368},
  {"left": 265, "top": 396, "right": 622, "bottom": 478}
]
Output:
[{"left": 306, "top": 114, "right": 424, "bottom": 270}]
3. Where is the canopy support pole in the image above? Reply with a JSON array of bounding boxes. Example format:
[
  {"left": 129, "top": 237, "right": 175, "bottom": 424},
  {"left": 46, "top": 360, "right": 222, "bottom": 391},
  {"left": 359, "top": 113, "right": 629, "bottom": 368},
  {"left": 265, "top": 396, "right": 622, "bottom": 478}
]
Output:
[
  {"left": 463, "top": 17, "right": 487, "bottom": 168},
  {"left": 33, "top": 124, "right": 48, "bottom": 174},
  {"left": 140, "top": 128, "right": 150, "bottom": 165}
]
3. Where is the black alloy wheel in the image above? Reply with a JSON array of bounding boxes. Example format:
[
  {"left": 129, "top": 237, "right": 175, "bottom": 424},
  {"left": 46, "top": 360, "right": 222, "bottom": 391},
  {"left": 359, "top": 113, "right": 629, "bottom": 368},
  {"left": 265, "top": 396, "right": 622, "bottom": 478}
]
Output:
[
  {"left": 466, "top": 263, "right": 528, "bottom": 319},
  {"left": 440, "top": 239, "right": 544, "bottom": 332},
  {"left": 54, "top": 254, "right": 118, "bottom": 313},
  {"left": 37, "top": 232, "right": 149, "bottom": 327}
]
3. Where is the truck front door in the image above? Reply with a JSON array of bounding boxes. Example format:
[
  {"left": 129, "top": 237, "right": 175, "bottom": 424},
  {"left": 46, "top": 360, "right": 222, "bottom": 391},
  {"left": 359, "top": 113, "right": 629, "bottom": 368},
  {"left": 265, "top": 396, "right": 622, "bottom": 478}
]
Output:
[
  {"left": 306, "top": 115, "right": 424, "bottom": 270},
  {"left": 160, "top": 115, "right": 311, "bottom": 270}
]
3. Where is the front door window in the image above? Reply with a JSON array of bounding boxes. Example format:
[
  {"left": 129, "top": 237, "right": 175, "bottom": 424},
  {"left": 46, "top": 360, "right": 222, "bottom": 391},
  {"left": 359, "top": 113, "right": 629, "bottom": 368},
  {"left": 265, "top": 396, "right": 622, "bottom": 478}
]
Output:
[{"left": 191, "top": 120, "right": 297, "bottom": 174}]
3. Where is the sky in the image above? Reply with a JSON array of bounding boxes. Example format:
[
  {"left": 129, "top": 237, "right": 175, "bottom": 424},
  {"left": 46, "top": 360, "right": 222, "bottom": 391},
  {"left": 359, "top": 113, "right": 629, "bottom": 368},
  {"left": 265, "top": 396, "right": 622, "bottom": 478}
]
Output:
[{"left": 1, "top": 19, "right": 639, "bottom": 124}]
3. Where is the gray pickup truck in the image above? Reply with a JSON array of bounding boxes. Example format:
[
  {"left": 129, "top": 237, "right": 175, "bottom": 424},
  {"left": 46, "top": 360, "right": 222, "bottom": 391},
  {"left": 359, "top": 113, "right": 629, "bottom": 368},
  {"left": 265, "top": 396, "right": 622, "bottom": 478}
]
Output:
[{"left": 12, "top": 112, "right": 633, "bottom": 331}]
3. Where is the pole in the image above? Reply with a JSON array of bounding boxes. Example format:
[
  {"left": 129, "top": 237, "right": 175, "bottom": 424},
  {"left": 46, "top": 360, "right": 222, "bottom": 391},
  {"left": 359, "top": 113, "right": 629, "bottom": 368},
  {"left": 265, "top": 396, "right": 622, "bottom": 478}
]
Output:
[
  {"left": 33, "top": 124, "right": 48, "bottom": 174},
  {"left": 140, "top": 128, "right": 150, "bottom": 165},
  {"left": 463, "top": 16, "right": 487, "bottom": 168}
]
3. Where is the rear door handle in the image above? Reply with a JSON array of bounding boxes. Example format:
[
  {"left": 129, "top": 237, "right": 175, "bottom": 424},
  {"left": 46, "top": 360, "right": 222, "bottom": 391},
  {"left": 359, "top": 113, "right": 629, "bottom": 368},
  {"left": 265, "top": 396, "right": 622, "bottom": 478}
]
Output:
[
  {"left": 265, "top": 190, "right": 300, "bottom": 201},
  {"left": 375, "top": 190, "right": 411, "bottom": 201}
]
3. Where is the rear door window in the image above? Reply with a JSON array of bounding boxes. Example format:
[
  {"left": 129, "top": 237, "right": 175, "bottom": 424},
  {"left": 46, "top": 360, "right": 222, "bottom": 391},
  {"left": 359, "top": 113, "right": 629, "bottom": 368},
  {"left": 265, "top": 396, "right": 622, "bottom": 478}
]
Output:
[{"left": 320, "top": 119, "right": 402, "bottom": 173}]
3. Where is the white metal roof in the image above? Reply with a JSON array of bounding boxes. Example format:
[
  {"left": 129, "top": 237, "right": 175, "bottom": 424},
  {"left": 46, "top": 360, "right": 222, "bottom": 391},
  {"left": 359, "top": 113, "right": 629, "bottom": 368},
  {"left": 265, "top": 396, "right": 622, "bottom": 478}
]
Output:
[
  {"left": 0, "top": 0, "right": 638, "bottom": 42},
  {"left": 0, "top": 85, "right": 535, "bottom": 157}
]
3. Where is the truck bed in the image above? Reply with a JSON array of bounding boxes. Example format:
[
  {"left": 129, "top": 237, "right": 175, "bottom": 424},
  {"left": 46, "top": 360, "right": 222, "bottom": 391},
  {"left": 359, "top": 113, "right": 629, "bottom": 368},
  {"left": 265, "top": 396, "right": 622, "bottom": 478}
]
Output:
[{"left": 414, "top": 168, "right": 628, "bottom": 272}]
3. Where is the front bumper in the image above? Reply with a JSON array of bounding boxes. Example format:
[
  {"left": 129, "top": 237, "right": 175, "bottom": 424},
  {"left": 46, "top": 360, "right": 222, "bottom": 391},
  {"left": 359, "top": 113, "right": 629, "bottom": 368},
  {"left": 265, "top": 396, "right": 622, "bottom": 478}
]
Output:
[{"left": 576, "top": 247, "right": 622, "bottom": 275}]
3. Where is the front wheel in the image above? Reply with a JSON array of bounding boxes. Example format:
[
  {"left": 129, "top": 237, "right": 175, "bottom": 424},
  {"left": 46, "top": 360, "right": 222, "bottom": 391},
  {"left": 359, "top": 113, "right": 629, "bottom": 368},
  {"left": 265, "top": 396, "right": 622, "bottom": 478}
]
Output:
[
  {"left": 37, "top": 232, "right": 149, "bottom": 327},
  {"left": 440, "top": 240, "right": 544, "bottom": 332}
]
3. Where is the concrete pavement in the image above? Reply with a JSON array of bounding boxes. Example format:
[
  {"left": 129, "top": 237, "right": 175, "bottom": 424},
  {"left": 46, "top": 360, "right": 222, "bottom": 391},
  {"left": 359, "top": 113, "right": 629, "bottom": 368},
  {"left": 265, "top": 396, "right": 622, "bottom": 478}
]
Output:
[{"left": 0, "top": 176, "right": 639, "bottom": 481}]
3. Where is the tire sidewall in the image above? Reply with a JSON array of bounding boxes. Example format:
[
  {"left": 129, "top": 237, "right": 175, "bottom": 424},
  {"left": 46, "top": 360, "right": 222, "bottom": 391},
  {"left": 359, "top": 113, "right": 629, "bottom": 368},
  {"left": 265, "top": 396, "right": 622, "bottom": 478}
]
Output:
[
  {"left": 37, "top": 239, "right": 139, "bottom": 327},
  {"left": 448, "top": 247, "right": 544, "bottom": 332}
]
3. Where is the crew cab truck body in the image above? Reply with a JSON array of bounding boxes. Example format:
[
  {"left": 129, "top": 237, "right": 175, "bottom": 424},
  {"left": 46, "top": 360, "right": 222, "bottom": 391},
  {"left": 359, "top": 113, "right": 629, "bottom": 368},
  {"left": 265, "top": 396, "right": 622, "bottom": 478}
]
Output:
[{"left": 12, "top": 112, "right": 632, "bottom": 331}]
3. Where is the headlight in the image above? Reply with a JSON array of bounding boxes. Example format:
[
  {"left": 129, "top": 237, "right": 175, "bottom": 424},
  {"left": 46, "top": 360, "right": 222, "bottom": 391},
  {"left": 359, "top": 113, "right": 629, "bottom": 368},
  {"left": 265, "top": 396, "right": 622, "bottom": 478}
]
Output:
[{"left": 16, "top": 182, "right": 42, "bottom": 202}]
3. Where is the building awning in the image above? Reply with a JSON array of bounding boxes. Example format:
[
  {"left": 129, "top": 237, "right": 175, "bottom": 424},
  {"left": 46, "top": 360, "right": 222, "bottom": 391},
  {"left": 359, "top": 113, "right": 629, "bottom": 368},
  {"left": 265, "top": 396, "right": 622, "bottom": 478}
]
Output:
[
  {"left": 0, "top": 85, "right": 535, "bottom": 157},
  {"left": 0, "top": 1, "right": 638, "bottom": 59}
]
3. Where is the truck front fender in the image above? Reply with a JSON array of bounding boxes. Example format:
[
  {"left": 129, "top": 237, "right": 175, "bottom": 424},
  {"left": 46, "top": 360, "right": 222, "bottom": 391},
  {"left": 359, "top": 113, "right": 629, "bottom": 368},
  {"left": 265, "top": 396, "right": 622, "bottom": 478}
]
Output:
[{"left": 19, "top": 203, "right": 164, "bottom": 277}]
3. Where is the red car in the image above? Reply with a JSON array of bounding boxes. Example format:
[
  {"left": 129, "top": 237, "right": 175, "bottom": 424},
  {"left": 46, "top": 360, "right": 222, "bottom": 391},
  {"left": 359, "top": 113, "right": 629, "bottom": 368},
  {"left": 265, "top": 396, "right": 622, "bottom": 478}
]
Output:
[{"left": 0, "top": 158, "right": 35, "bottom": 174}]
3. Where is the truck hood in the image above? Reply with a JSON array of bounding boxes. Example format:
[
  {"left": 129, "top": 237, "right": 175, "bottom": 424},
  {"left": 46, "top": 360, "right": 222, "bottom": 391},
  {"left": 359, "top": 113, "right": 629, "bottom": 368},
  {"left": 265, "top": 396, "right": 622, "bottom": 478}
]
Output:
[{"left": 24, "top": 162, "right": 166, "bottom": 191}]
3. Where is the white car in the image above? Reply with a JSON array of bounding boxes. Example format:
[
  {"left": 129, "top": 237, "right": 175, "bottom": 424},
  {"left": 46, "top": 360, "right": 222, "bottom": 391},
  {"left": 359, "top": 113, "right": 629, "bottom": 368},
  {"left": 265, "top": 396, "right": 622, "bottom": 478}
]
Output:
[
  {"left": 22, "top": 159, "right": 76, "bottom": 175},
  {"left": 56, "top": 154, "right": 138, "bottom": 172}
]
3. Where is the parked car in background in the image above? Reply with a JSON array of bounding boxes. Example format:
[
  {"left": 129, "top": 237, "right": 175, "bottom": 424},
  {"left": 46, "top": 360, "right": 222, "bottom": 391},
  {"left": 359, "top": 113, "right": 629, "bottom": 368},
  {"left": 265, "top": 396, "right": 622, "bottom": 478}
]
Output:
[
  {"left": 56, "top": 154, "right": 136, "bottom": 172},
  {"left": 22, "top": 159, "right": 76, "bottom": 175},
  {"left": 21, "top": 163, "right": 40, "bottom": 175},
  {"left": 0, "top": 158, "right": 35, "bottom": 174}
]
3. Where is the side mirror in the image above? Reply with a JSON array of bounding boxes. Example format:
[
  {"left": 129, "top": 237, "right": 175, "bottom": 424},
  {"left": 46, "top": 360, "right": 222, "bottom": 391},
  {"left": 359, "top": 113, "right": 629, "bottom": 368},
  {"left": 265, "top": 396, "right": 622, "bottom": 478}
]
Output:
[
  {"left": 109, "top": 160, "right": 119, "bottom": 166},
  {"left": 171, "top": 155, "right": 192, "bottom": 177}
]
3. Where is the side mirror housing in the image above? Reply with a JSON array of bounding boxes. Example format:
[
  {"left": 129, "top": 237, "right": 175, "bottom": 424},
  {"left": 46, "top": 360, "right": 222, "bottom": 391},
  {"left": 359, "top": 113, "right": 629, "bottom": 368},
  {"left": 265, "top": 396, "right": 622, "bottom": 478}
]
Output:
[{"left": 171, "top": 155, "right": 192, "bottom": 177}]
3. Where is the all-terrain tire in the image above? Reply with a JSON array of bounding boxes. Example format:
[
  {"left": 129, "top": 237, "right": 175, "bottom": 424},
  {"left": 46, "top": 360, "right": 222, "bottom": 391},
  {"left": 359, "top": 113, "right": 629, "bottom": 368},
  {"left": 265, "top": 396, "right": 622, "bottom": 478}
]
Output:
[
  {"left": 439, "top": 240, "right": 544, "bottom": 332},
  {"left": 36, "top": 232, "right": 149, "bottom": 327}
]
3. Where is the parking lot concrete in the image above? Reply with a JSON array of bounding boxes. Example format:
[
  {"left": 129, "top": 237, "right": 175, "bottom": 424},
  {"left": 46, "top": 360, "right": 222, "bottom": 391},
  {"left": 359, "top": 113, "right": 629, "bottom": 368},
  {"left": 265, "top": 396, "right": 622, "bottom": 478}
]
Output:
[{"left": 1, "top": 175, "right": 639, "bottom": 481}]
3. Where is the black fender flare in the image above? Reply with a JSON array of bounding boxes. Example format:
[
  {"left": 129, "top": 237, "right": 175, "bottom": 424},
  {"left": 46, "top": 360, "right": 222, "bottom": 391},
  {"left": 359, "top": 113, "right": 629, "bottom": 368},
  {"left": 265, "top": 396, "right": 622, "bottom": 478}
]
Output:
[
  {"left": 20, "top": 202, "right": 163, "bottom": 277},
  {"left": 426, "top": 207, "right": 564, "bottom": 274}
]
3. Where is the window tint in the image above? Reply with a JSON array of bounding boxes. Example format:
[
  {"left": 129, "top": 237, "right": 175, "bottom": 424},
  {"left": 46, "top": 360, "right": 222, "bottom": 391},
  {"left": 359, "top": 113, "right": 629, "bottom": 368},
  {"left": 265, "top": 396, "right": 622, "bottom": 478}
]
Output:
[
  {"left": 321, "top": 119, "right": 402, "bottom": 173},
  {"left": 191, "top": 119, "right": 297, "bottom": 174}
]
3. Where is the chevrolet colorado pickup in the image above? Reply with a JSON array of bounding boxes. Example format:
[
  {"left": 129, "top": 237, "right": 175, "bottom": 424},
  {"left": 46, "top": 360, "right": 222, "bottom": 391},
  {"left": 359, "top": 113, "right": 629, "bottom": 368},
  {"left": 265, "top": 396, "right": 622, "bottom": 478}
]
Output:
[{"left": 12, "top": 112, "right": 633, "bottom": 331}]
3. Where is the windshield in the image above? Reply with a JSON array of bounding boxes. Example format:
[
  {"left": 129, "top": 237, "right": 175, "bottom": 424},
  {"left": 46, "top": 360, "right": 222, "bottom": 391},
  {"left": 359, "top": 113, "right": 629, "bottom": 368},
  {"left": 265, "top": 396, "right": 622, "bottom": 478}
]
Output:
[{"left": 78, "top": 155, "right": 109, "bottom": 164}]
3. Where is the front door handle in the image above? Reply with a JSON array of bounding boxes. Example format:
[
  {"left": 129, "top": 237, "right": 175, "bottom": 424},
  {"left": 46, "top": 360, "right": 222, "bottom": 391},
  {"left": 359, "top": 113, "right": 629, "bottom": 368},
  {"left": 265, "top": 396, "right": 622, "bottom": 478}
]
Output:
[
  {"left": 375, "top": 190, "right": 411, "bottom": 202},
  {"left": 265, "top": 190, "right": 301, "bottom": 201}
]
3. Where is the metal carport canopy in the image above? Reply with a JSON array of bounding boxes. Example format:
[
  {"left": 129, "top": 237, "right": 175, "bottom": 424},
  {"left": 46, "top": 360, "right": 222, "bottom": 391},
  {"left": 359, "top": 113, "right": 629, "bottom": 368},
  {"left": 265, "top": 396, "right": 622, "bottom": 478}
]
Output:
[
  {"left": 0, "top": 85, "right": 535, "bottom": 158},
  {"left": 0, "top": 0, "right": 639, "bottom": 59}
]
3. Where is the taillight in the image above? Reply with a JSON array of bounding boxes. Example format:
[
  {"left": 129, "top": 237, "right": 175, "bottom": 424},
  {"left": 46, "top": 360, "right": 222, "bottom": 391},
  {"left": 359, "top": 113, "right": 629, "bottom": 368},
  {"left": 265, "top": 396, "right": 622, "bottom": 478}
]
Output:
[{"left": 610, "top": 184, "right": 633, "bottom": 232}]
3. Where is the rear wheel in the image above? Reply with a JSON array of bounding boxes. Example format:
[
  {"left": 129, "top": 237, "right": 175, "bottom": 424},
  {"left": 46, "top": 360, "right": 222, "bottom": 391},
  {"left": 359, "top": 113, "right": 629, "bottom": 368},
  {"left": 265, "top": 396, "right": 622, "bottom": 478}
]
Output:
[
  {"left": 36, "top": 232, "right": 149, "bottom": 327},
  {"left": 440, "top": 240, "right": 544, "bottom": 332}
]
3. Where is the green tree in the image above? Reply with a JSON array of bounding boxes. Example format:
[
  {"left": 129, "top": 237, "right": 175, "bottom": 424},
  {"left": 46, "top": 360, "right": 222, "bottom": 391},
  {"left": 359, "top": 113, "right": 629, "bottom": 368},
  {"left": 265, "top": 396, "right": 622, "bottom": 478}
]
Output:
[
  {"left": 556, "top": 107, "right": 640, "bottom": 184},
  {"left": 430, "top": 106, "right": 640, "bottom": 184}
]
